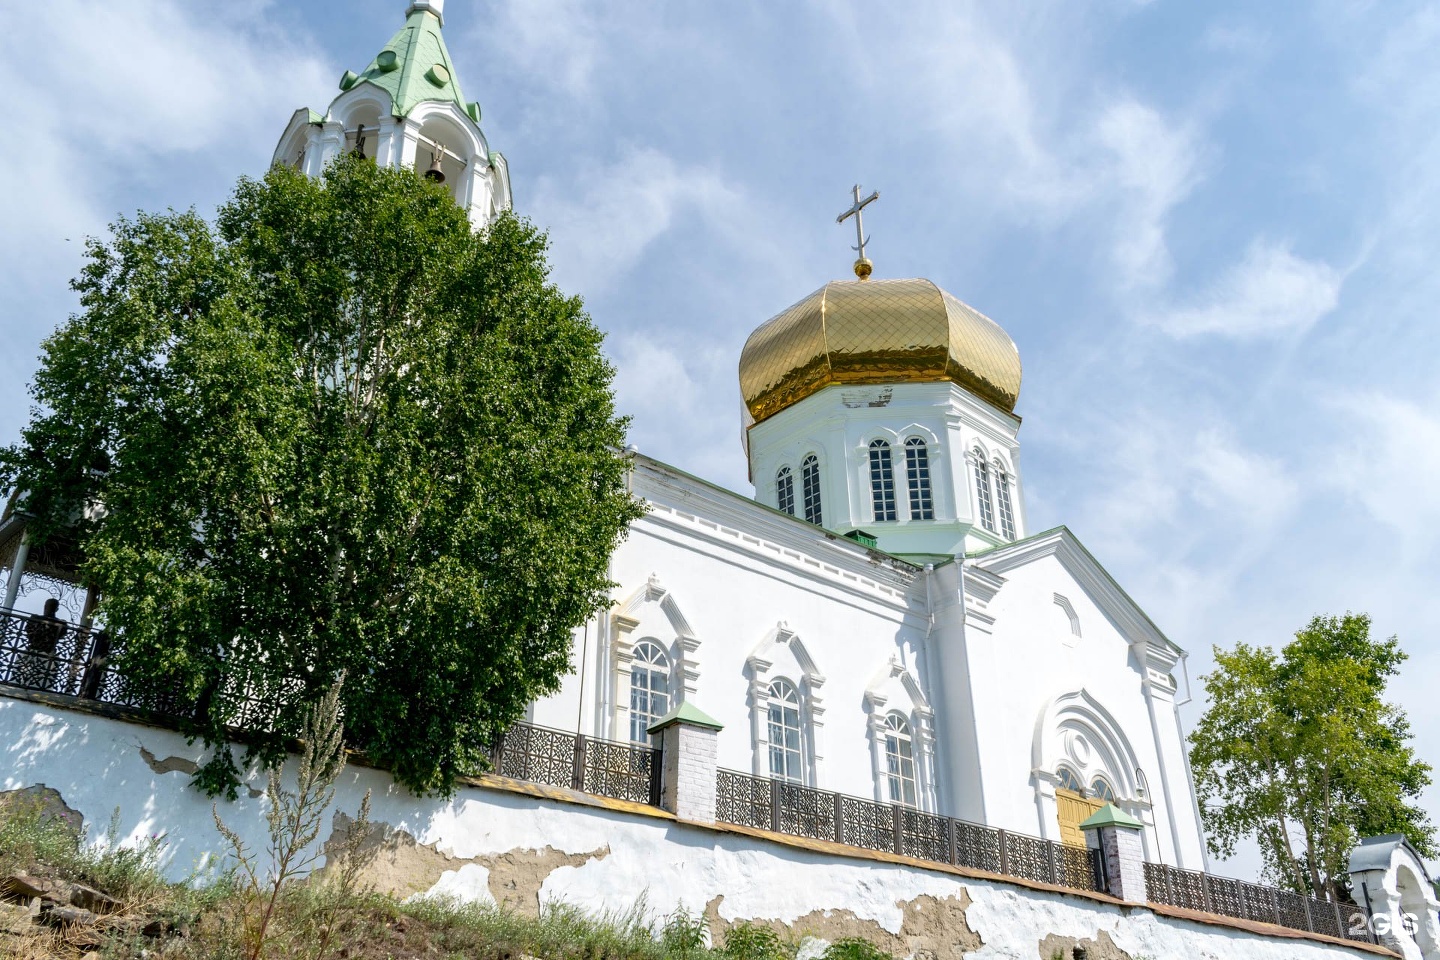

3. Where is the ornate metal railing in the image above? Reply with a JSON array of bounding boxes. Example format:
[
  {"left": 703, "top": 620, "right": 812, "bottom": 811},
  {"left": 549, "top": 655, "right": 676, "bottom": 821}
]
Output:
[
  {"left": 715, "top": 768, "right": 1106, "bottom": 893},
  {"left": 1143, "top": 862, "right": 1375, "bottom": 943},
  {"left": 0, "top": 607, "right": 283, "bottom": 727},
  {"left": 489, "top": 721, "right": 661, "bottom": 806},
  {"left": 0, "top": 607, "right": 105, "bottom": 699}
]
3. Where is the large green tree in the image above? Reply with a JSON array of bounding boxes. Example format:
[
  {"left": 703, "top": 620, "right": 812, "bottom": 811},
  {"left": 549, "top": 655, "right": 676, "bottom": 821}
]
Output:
[
  {"left": 0, "top": 156, "right": 644, "bottom": 797},
  {"left": 1189, "top": 613, "right": 1433, "bottom": 900}
]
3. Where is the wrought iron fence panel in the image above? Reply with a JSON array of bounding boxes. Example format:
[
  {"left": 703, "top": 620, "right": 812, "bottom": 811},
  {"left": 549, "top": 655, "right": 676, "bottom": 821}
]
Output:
[
  {"left": 1239, "top": 882, "right": 1277, "bottom": 924},
  {"left": 1054, "top": 843, "right": 1100, "bottom": 892},
  {"left": 1004, "top": 832, "right": 1054, "bottom": 885},
  {"left": 778, "top": 781, "right": 836, "bottom": 841},
  {"left": 1337, "top": 898, "right": 1372, "bottom": 943},
  {"left": 838, "top": 795, "right": 893, "bottom": 852},
  {"left": 581, "top": 736, "right": 659, "bottom": 805},
  {"left": 0, "top": 610, "right": 97, "bottom": 698},
  {"left": 493, "top": 723, "right": 578, "bottom": 789},
  {"left": 1308, "top": 898, "right": 1341, "bottom": 939},
  {"left": 953, "top": 820, "right": 1001, "bottom": 873},
  {"left": 899, "top": 809, "right": 947, "bottom": 863},
  {"left": 1274, "top": 890, "right": 1309, "bottom": 932},
  {"left": 1207, "top": 875, "right": 1244, "bottom": 920},
  {"left": 1171, "top": 866, "right": 1209, "bottom": 912},
  {"left": 716, "top": 769, "right": 771, "bottom": 830},
  {"left": 1142, "top": 862, "right": 1169, "bottom": 903}
]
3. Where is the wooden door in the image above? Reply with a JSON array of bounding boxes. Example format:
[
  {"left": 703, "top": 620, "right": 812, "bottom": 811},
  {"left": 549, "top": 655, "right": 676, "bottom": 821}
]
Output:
[{"left": 1056, "top": 789, "right": 1105, "bottom": 847}]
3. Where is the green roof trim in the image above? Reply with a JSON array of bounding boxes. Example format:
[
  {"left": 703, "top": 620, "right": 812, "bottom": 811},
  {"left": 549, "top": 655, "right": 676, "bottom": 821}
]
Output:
[
  {"left": 647, "top": 701, "right": 724, "bottom": 734},
  {"left": 1079, "top": 803, "right": 1145, "bottom": 831},
  {"left": 349, "top": 8, "right": 467, "bottom": 119}
]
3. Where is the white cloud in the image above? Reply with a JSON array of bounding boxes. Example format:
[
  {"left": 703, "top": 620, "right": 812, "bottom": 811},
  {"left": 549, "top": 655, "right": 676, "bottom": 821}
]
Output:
[
  {"left": 1093, "top": 100, "right": 1205, "bottom": 292},
  {"left": 1331, "top": 393, "right": 1440, "bottom": 545},
  {"left": 0, "top": 0, "right": 331, "bottom": 281},
  {"left": 1148, "top": 240, "right": 1343, "bottom": 338},
  {"left": 483, "top": 0, "right": 606, "bottom": 97},
  {"left": 530, "top": 146, "right": 746, "bottom": 295}
]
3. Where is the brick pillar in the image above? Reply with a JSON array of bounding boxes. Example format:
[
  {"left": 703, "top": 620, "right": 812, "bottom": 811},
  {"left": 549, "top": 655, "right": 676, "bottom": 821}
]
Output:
[
  {"left": 1081, "top": 804, "right": 1149, "bottom": 903},
  {"left": 648, "top": 702, "right": 723, "bottom": 824}
]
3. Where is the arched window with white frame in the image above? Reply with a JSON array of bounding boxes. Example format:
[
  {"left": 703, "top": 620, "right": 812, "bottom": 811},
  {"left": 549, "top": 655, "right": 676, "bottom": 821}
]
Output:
[
  {"left": 776, "top": 465, "right": 795, "bottom": 517},
  {"left": 628, "top": 640, "right": 670, "bottom": 743},
  {"left": 868, "top": 439, "right": 897, "bottom": 522},
  {"left": 801, "top": 455, "right": 823, "bottom": 526},
  {"left": 973, "top": 452, "right": 996, "bottom": 532},
  {"left": 1090, "top": 777, "right": 1116, "bottom": 802},
  {"left": 767, "top": 679, "right": 805, "bottom": 782},
  {"left": 905, "top": 438, "right": 935, "bottom": 520},
  {"left": 883, "top": 713, "right": 919, "bottom": 807},
  {"left": 995, "top": 464, "right": 1016, "bottom": 540},
  {"left": 1056, "top": 766, "right": 1085, "bottom": 794}
]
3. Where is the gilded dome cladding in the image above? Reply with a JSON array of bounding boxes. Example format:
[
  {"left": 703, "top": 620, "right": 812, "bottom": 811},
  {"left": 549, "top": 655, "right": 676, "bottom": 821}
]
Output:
[{"left": 738, "top": 278, "right": 1022, "bottom": 424}]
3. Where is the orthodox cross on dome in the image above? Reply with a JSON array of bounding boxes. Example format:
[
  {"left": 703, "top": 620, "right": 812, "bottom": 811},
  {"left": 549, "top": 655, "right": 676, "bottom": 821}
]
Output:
[{"left": 836, "top": 184, "right": 880, "bottom": 280}]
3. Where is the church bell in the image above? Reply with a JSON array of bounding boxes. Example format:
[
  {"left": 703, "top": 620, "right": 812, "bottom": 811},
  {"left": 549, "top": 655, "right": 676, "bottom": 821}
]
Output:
[{"left": 424, "top": 147, "right": 446, "bottom": 184}]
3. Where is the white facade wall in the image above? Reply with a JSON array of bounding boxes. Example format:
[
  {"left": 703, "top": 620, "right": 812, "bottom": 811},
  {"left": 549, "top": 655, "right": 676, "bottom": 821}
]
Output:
[{"left": 0, "top": 697, "right": 1381, "bottom": 960}]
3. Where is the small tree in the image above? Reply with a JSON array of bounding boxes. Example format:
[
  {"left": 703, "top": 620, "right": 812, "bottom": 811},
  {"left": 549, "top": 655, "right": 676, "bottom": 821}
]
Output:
[
  {"left": 1189, "top": 613, "right": 1434, "bottom": 900},
  {"left": 1, "top": 155, "right": 644, "bottom": 797}
]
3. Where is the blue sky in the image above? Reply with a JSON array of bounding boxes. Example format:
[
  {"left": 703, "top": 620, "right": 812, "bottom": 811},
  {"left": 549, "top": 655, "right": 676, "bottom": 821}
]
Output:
[{"left": 3, "top": 0, "right": 1438, "bottom": 880}]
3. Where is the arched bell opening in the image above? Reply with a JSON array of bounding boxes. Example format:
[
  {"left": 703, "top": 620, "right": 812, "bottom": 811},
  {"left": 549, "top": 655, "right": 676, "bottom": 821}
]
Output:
[{"left": 413, "top": 114, "right": 474, "bottom": 204}]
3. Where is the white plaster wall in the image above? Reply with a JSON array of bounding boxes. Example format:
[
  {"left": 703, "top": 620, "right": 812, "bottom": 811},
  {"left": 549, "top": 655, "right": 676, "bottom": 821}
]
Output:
[{"left": 0, "top": 697, "right": 1374, "bottom": 960}]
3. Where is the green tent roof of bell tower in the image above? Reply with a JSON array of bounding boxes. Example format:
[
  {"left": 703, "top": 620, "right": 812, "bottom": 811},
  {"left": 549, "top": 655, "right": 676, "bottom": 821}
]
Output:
[{"left": 340, "top": 7, "right": 472, "bottom": 121}]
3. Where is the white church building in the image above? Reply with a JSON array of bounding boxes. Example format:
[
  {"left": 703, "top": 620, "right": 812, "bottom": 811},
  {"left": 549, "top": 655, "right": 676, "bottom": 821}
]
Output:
[{"left": 276, "top": 0, "right": 1208, "bottom": 872}]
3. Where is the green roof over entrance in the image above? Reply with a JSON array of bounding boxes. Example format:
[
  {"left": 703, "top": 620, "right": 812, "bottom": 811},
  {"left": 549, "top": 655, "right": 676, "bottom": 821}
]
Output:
[
  {"left": 344, "top": 7, "right": 471, "bottom": 120},
  {"left": 1079, "top": 803, "right": 1145, "bottom": 831},
  {"left": 647, "top": 701, "right": 724, "bottom": 734}
]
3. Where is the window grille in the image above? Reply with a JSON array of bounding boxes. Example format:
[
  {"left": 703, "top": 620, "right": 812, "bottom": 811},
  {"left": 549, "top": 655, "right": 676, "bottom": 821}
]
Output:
[
  {"left": 776, "top": 466, "right": 795, "bottom": 516},
  {"left": 996, "top": 469, "right": 1016, "bottom": 539},
  {"left": 628, "top": 640, "right": 670, "bottom": 744},
  {"left": 1090, "top": 777, "right": 1116, "bottom": 802},
  {"left": 883, "top": 713, "right": 918, "bottom": 807},
  {"left": 1056, "top": 766, "right": 1084, "bottom": 794},
  {"left": 973, "top": 455, "right": 996, "bottom": 532},
  {"left": 767, "top": 679, "right": 804, "bottom": 782},
  {"left": 905, "top": 439, "right": 935, "bottom": 520},
  {"left": 868, "top": 440, "right": 897, "bottom": 522},
  {"left": 801, "top": 455, "right": 823, "bottom": 526}
]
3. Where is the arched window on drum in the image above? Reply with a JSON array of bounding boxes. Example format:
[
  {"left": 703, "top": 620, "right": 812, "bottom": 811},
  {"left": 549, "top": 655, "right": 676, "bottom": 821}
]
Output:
[
  {"left": 801, "top": 455, "right": 823, "bottom": 526},
  {"left": 776, "top": 465, "right": 796, "bottom": 517},
  {"left": 868, "top": 440, "right": 897, "bottom": 522},
  {"left": 905, "top": 438, "right": 935, "bottom": 520}
]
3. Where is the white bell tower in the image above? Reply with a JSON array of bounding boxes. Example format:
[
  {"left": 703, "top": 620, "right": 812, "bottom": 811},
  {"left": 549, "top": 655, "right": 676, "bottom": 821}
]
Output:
[{"left": 271, "top": 0, "right": 512, "bottom": 229}]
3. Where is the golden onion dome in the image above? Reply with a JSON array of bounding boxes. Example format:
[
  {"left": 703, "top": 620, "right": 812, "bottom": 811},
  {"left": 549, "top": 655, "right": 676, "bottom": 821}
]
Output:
[{"left": 739, "top": 278, "right": 1022, "bottom": 424}]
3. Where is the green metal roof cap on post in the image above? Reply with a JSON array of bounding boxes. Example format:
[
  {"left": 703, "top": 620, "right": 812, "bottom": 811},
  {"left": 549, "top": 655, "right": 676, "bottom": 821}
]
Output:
[
  {"left": 647, "top": 701, "right": 724, "bottom": 735},
  {"left": 348, "top": 2, "right": 468, "bottom": 119},
  {"left": 1079, "top": 803, "right": 1145, "bottom": 831}
]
